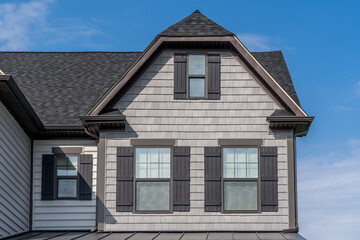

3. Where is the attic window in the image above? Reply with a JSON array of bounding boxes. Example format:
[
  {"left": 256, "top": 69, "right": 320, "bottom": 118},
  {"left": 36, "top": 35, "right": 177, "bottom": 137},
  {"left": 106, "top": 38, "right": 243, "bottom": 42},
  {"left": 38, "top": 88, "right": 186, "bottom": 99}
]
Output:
[{"left": 188, "top": 55, "right": 206, "bottom": 98}]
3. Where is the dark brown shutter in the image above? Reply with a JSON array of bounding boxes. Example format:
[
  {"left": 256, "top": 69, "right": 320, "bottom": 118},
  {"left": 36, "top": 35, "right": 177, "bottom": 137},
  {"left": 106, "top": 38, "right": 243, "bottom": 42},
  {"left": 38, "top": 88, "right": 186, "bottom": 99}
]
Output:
[
  {"left": 207, "top": 54, "right": 221, "bottom": 100},
  {"left": 174, "top": 53, "right": 187, "bottom": 99},
  {"left": 41, "top": 154, "right": 55, "bottom": 200},
  {"left": 260, "top": 146, "right": 278, "bottom": 212},
  {"left": 173, "top": 146, "right": 190, "bottom": 212},
  {"left": 116, "top": 147, "right": 133, "bottom": 212},
  {"left": 204, "top": 147, "right": 221, "bottom": 212},
  {"left": 79, "top": 154, "right": 93, "bottom": 200}
]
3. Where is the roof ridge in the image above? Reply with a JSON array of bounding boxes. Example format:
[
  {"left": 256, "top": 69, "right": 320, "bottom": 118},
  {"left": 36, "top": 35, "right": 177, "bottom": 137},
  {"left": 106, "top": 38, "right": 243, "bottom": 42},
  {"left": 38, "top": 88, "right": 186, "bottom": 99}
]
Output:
[{"left": 160, "top": 10, "right": 233, "bottom": 37}]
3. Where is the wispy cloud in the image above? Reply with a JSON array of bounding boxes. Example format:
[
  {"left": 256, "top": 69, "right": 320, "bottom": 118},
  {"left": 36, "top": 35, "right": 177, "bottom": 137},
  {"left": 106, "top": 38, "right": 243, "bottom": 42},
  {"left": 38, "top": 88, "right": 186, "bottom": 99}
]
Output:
[
  {"left": 331, "top": 105, "right": 353, "bottom": 113},
  {"left": 236, "top": 33, "right": 276, "bottom": 51},
  {"left": 0, "top": 0, "right": 51, "bottom": 50},
  {"left": 0, "top": 0, "right": 102, "bottom": 51},
  {"left": 298, "top": 140, "right": 360, "bottom": 240}
]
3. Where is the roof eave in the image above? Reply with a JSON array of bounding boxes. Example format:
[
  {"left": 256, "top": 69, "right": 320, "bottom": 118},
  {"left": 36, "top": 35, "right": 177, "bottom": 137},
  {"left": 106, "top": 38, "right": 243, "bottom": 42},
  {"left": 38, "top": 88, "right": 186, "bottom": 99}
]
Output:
[{"left": 267, "top": 116, "right": 314, "bottom": 137}]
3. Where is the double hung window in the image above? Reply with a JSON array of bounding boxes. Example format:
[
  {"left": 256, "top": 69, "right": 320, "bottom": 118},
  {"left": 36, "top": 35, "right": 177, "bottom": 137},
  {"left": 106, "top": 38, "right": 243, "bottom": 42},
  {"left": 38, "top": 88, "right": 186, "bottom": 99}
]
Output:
[
  {"left": 188, "top": 54, "right": 206, "bottom": 98},
  {"left": 56, "top": 154, "right": 78, "bottom": 199},
  {"left": 222, "top": 147, "right": 259, "bottom": 212},
  {"left": 135, "top": 147, "right": 171, "bottom": 212}
]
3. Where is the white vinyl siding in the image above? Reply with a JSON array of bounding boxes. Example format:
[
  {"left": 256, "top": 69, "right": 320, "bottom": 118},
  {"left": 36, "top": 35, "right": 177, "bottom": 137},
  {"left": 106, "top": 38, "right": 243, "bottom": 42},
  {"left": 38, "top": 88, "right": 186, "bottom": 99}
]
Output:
[
  {"left": 32, "top": 140, "right": 97, "bottom": 230},
  {"left": 103, "top": 51, "right": 292, "bottom": 231},
  {"left": 0, "top": 102, "right": 31, "bottom": 239}
]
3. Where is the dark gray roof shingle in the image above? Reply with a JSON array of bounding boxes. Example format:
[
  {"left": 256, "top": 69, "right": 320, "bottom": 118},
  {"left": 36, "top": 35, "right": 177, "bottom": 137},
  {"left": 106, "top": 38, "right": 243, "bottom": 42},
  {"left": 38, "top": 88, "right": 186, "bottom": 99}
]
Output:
[
  {"left": 0, "top": 52, "right": 141, "bottom": 125},
  {"left": 160, "top": 10, "right": 233, "bottom": 36},
  {"left": 251, "top": 51, "right": 301, "bottom": 106},
  {"left": 0, "top": 51, "right": 300, "bottom": 126}
]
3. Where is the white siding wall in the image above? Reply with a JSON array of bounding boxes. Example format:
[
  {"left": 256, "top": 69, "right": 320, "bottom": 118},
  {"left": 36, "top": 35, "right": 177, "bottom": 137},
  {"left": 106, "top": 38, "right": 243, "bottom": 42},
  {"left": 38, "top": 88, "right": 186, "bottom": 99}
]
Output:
[
  {"left": 32, "top": 140, "right": 97, "bottom": 230},
  {"left": 104, "top": 51, "right": 292, "bottom": 231},
  {"left": 0, "top": 102, "right": 31, "bottom": 238}
]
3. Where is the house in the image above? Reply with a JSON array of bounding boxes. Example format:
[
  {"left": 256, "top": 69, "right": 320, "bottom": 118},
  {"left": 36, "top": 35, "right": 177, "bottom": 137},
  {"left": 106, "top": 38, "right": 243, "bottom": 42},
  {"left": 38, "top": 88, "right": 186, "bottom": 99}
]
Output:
[{"left": 0, "top": 10, "right": 313, "bottom": 240}]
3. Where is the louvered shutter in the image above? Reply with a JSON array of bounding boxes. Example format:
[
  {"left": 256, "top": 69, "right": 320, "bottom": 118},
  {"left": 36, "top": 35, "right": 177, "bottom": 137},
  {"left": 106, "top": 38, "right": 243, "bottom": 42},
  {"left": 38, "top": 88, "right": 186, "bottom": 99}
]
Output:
[
  {"left": 207, "top": 54, "right": 221, "bottom": 100},
  {"left": 41, "top": 154, "right": 55, "bottom": 200},
  {"left": 79, "top": 154, "right": 93, "bottom": 200},
  {"left": 173, "top": 146, "right": 190, "bottom": 212},
  {"left": 204, "top": 147, "right": 221, "bottom": 212},
  {"left": 260, "top": 146, "right": 278, "bottom": 212},
  {"left": 116, "top": 147, "right": 134, "bottom": 212},
  {"left": 174, "top": 53, "right": 187, "bottom": 99}
]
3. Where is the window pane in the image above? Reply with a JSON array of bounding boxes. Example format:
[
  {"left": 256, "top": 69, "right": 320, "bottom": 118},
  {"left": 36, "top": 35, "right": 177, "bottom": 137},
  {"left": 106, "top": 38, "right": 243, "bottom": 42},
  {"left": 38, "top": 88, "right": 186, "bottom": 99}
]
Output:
[
  {"left": 189, "top": 55, "right": 205, "bottom": 75},
  {"left": 136, "top": 182, "right": 170, "bottom": 211},
  {"left": 57, "top": 155, "right": 78, "bottom": 176},
  {"left": 58, "top": 179, "right": 77, "bottom": 198},
  {"left": 136, "top": 148, "right": 171, "bottom": 178},
  {"left": 189, "top": 78, "right": 205, "bottom": 98},
  {"left": 67, "top": 156, "right": 78, "bottom": 176},
  {"left": 224, "top": 182, "right": 257, "bottom": 211},
  {"left": 223, "top": 148, "right": 258, "bottom": 178}
]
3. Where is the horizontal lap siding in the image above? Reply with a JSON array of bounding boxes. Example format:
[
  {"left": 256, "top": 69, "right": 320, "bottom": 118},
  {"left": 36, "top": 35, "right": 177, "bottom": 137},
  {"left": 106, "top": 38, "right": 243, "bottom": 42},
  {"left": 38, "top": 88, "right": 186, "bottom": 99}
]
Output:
[
  {"left": 32, "top": 140, "right": 97, "bottom": 230},
  {"left": 0, "top": 102, "right": 31, "bottom": 239},
  {"left": 105, "top": 52, "right": 291, "bottom": 231}
]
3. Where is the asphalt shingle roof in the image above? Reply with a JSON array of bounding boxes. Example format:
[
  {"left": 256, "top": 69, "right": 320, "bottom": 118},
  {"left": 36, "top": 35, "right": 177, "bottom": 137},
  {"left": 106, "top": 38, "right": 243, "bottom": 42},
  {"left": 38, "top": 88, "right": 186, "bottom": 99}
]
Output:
[
  {"left": 252, "top": 51, "right": 301, "bottom": 106},
  {"left": 160, "top": 10, "right": 233, "bottom": 36},
  {"left": 0, "top": 52, "right": 141, "bottom": 125},
  {"left": 0, "top": 50, "right": 301, "bottom": 126}
]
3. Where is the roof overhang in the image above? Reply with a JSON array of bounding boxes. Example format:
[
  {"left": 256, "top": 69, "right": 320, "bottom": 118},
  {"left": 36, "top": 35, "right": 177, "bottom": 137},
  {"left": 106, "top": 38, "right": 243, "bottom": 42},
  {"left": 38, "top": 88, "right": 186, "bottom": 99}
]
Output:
[
  {"left": 0, "top": 75, "right": 95, "bottom": 139},
  {"left": 0, "top": 75, "right": 43, "bottom": 138},
  {"left": 87, "top": 35, "right": 309, "bottom": 118},
  {"left": 80, "top": 114, "right": 126, "bottom": 137},
  {"left": 267, "top": 115, "right": 314, "bottom": 137}
]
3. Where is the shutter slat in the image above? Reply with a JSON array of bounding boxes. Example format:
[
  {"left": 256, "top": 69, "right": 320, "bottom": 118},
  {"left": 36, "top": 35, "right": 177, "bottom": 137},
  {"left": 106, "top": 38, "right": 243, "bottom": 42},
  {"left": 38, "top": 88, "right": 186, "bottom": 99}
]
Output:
[
  {"left": 208, "top": 54, "right": 221, "bottom": 100},
  {"left": 116, "top": 147, "right": 134, "bottom": 212},
  {"left": 79, "top": 154, "right": 93, "bottom": 200},
  {"left": 260, "top": 146, "right": 278, "bottom": 212},
  {"left": 174, "top": 53, "right": 187, "bottom": 99},
  {"left": 41, "top": 154, "right": 55, "bottom": 200},
  {"left": 173, "top": 146, "right": 190, "bottom": 212},
  {"left": 204, "top": 147, "right": 221, "bottom": 212}
]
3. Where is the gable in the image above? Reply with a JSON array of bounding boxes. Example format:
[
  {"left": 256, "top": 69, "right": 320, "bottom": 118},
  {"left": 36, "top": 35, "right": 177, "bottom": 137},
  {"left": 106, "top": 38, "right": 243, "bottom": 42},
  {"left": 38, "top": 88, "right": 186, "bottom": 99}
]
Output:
[{"left": 116, "top": 51, "right": 281, "bottom": 120}]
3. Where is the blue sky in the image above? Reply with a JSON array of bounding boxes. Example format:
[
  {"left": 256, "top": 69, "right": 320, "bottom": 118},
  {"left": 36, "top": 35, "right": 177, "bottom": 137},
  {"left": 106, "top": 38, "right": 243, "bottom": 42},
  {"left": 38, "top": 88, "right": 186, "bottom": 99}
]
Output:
[{"left": 1, "top": 0, "right": 360, "bottom": 239}]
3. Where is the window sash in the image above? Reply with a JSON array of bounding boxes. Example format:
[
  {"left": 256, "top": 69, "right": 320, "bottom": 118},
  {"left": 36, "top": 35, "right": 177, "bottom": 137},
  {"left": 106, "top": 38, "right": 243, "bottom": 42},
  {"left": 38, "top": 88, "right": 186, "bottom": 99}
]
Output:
[
  {"left": 221, "top": 147, "right": 260, "bottom": 213},
  {"left": 223, "top": 180, "right": 258, "bottom": 211},
  {"left": 188, "top": 54, "right": 207, "bottom": 99},
  {"left": 55, "top": 153, "right": 79, "bottom": 199},
  {"left": 134, "top": 147, "right": 172, "bottom": 213}
]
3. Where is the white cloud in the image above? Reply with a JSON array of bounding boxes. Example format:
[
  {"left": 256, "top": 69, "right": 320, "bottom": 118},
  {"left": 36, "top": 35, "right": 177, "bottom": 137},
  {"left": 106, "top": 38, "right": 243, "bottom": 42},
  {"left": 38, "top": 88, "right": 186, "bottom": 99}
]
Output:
[
  {"left": 0, "top": 0, "right": 101, "bottom": 51},
  {"left": 236, "top": 33, "right": 274, "bottom": 51},
  {"left": 298, "top": 140, "right": 360, "bottom": 240},
  {"left": 0, "top": 0, "right": 51, "bottom": 50}
]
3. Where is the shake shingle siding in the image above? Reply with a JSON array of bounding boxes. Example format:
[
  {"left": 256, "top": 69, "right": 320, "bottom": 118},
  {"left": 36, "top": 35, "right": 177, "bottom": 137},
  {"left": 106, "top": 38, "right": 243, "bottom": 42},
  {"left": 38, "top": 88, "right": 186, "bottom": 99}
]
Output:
[
  {"left": 103, "top": 51, "right": 292, "bottom": 231},
  {"left": 0, "top": 102, "right": 31, "bottom": 239}
]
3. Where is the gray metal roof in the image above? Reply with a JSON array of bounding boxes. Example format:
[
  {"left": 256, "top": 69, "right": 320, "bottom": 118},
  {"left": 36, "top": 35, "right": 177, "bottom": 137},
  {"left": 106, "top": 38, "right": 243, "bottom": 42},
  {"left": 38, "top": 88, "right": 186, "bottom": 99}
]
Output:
[
  {"left": 6, "top": 231, "right": 306, "bottom": 240},
  {"left": 0, "top": 50, "right": 300, "bottom": 126},
  {"left": 160, "top": 10, "right": 233, "bottom": 36}
]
